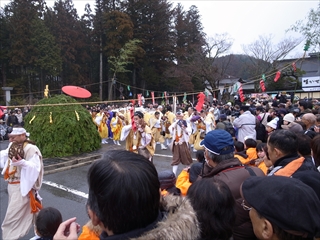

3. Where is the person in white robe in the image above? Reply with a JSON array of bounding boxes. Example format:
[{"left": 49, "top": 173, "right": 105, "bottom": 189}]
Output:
[{"left": 1, "top": 127, "right": 43, "bottom": 240}]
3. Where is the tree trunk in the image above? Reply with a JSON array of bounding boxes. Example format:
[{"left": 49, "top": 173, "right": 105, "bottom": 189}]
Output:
[{"left": 99, "top": 35, "right": 103, "bottom": 101}]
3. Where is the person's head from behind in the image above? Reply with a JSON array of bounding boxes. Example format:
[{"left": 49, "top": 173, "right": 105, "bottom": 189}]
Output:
[
  {"left": 195, "top": 150, "right": 205, "bottom": 163},
  {"left": 86, "top": 150, "right": 160, "bottom": 235},
  {"left": 298, "top": 100, "right": 309, "bottom": 111},
  {"left": 234, "top": 140, "right": 245, "bottom": 152},
  {"left": 301, "top": 113, "right": 316, "bottom": 129},
  {"left": 244, "top": 138, "right": 257, "bottom": 149},
  {"left": 200, "top": 130, "right": 235, "bottom": 168},
  {"left": 36, "top": 207, "right": 62, "bottom": 238},
  {"left": 296, "top": 133, "right": 312, "bottom": 157},
  {"left": 187, "top": 178, "right": 236, "bottom": 240},
  {"left": 241, "top": 176, "right": 320, "bottom": 240},
  {"left": 267, "top": 130, "right": 298, "bottom": 165}
]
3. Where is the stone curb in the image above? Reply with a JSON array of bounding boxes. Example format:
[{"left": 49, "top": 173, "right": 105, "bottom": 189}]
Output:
[
  {"left": 43, "top": 143, "right": 123, "bottom": 175},
  {"left": 44, "top": 154, "right": 102, "bottom": 175}
]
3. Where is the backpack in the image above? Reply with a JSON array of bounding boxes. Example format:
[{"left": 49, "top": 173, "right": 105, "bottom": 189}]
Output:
[
  {"left": 256, "top": 114, "right": 267, "bottom": 142},
  {"left": 222, "top": 121, "right": 235, "bottom": 137}
]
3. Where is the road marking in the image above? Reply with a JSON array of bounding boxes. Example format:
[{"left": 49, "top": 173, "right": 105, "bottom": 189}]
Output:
[
  {"left": 43, "top": 180, "right": 88, "bottom": 199},
  {"left": 42, "top": 154, "right": 197, "bottom": 199}
]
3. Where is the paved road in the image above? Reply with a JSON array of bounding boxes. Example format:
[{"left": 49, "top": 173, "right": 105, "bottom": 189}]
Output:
[{"left": 0, "top": 140, "right": 196, "bottom": 239}]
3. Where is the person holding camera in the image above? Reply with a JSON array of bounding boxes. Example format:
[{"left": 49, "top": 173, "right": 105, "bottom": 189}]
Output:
[{"left": 168, "top": 110, "right": 193, "bottom": 176}]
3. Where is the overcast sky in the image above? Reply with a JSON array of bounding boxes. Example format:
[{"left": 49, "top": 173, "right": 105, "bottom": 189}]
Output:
[{"left": 1, "top": 0, "right": 318, "bottom": 58}]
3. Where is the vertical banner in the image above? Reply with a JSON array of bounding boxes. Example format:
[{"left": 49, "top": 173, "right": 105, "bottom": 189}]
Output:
[
  {"left": 151, "top": 91, "right": 155, "bottom": 105},
  {"left": 164, "top": 91, "right": 167, "bottom": 100},
  {"left": 137, "top": 94, "right": 142, "bottom": 106}
]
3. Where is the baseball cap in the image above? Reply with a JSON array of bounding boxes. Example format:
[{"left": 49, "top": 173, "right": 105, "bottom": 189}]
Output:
[
  {"left": 200, "top": 130, "right": 234, "bottom": 155},
  {"left": 241, "top": 176, "right": 320, "bottom": 238}
]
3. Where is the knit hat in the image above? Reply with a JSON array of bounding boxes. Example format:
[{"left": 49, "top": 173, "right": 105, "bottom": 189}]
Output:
[
  {"left": 267, "top": 118, "right": 278, "bottom": 130},
  {"left": 241, "top": 176, "right": 320, "bottom": 238},
  {"left": 200, "top": 130, "right": 234, "bottom": 155},
  {"left": 283, "top": 113, "right": 295, "bottom": 123}
]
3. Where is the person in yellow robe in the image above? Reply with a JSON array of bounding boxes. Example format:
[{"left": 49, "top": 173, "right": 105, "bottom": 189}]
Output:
[
  {"left": 110, "top": 111, "right": 124, "bottom": 146},
  {"left": 120, "top": 111, "right": 155, "bottom": 162},
  {"left": 94, "top": 109, "right": 108, "bottom": 144}
]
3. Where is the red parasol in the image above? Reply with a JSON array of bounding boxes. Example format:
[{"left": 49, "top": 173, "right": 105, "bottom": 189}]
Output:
[{"left": 62, "top": 86, "right": 91, "bottom": 98}]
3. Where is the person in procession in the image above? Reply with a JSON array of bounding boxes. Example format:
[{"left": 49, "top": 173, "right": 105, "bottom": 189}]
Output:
[{"left": 1, "top": 126, "right": 44, "bottom": 240}]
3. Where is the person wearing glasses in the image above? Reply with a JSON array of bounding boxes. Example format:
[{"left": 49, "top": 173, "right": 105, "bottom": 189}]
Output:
[
  {"left": 199, "top": 129, "right": 264, "bottom": 240},
  {"left": 241, "top": 176, "right": 320, "bottom": 240}
]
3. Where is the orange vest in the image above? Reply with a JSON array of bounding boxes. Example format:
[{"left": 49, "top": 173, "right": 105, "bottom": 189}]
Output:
[{"left": 175, "top": 170, "right": 192, "bottom": 196}]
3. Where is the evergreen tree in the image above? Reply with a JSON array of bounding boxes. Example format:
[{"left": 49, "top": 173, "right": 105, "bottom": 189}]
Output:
[
  {"left": 5, "top": 0, "right": 46, "bottom": 100},
  {"left": 30, "top": 17, "right": 62, "bottom": 96},
  {"left": 124, "top": 0, "right": 174, "bottom": 94},
  {"left": 44, "top": 0, "right": 83, "bottom": 86},
  {"left": 0, "top": 10, "right": 10, "bottom": 87}
]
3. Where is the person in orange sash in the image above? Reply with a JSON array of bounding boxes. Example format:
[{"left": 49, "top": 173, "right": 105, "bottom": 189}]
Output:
[
  {"left": 1, "top": 126, "right": 43, "bottom": 240},
  {"left": 267, "top": 130, "right": 316, "bottom": 177},
  {"left": 168, "top": 110, "right": 193, "bottom": 176},
  {"left": 120, "top": 110, "right": 155, "bottom": 161}
]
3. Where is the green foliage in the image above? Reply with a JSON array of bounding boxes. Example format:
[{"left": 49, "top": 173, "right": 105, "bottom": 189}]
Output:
[
  {"left": 108, "top": 39, "right": 142, "bottom": 75},
  {"left": 30, "top": 18, "right": 62, "bottom": 75},
  {"left": 24, "top": 95, "right": 101, "bottom": 158},
  {"left": 289, "top": 3, "right": 320, "bottom": 52}
]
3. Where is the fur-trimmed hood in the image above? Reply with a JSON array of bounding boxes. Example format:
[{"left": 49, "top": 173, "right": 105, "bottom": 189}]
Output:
[
  {"left": 132, "top": 194, "right": 200, "bottom": 240},
  {"left": 83, "top": 195, "right": 200, "bottom": 240}
]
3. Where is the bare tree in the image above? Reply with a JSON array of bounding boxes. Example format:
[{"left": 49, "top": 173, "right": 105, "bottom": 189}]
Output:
[
  {"left": 242, "top": 34, "right": 301, "bottom": 69},
  {"left": 184, "top": 33, "right": 233, "bottom": 97},
  {"left": 241, "top": 35, "right": 301, "bottom": 91}
]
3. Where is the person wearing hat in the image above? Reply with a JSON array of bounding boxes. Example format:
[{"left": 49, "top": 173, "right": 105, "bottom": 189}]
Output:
[
  {"left": 1, "top": 126, "right": 43, "bottom": 239},
  {"left": 120, "top": 111, "right": 155, "bottom": 162},
  {"left": 266, "top": 117, "right": 279, "bottom": 136},
  {"left": 281, "top": 113, "right": 303, "bottom": 133},
  {"left": 168, "top": 110, "right": 193, "bottom": 176},
  {"left": 233, "top": 105, "right": 257, "bottom": 143},
  {"left": 241, "top": 176, "right": 320, "bottom": 240},
  {"left": 199, "top": 129, "right": 264, "bottom": 239}
]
